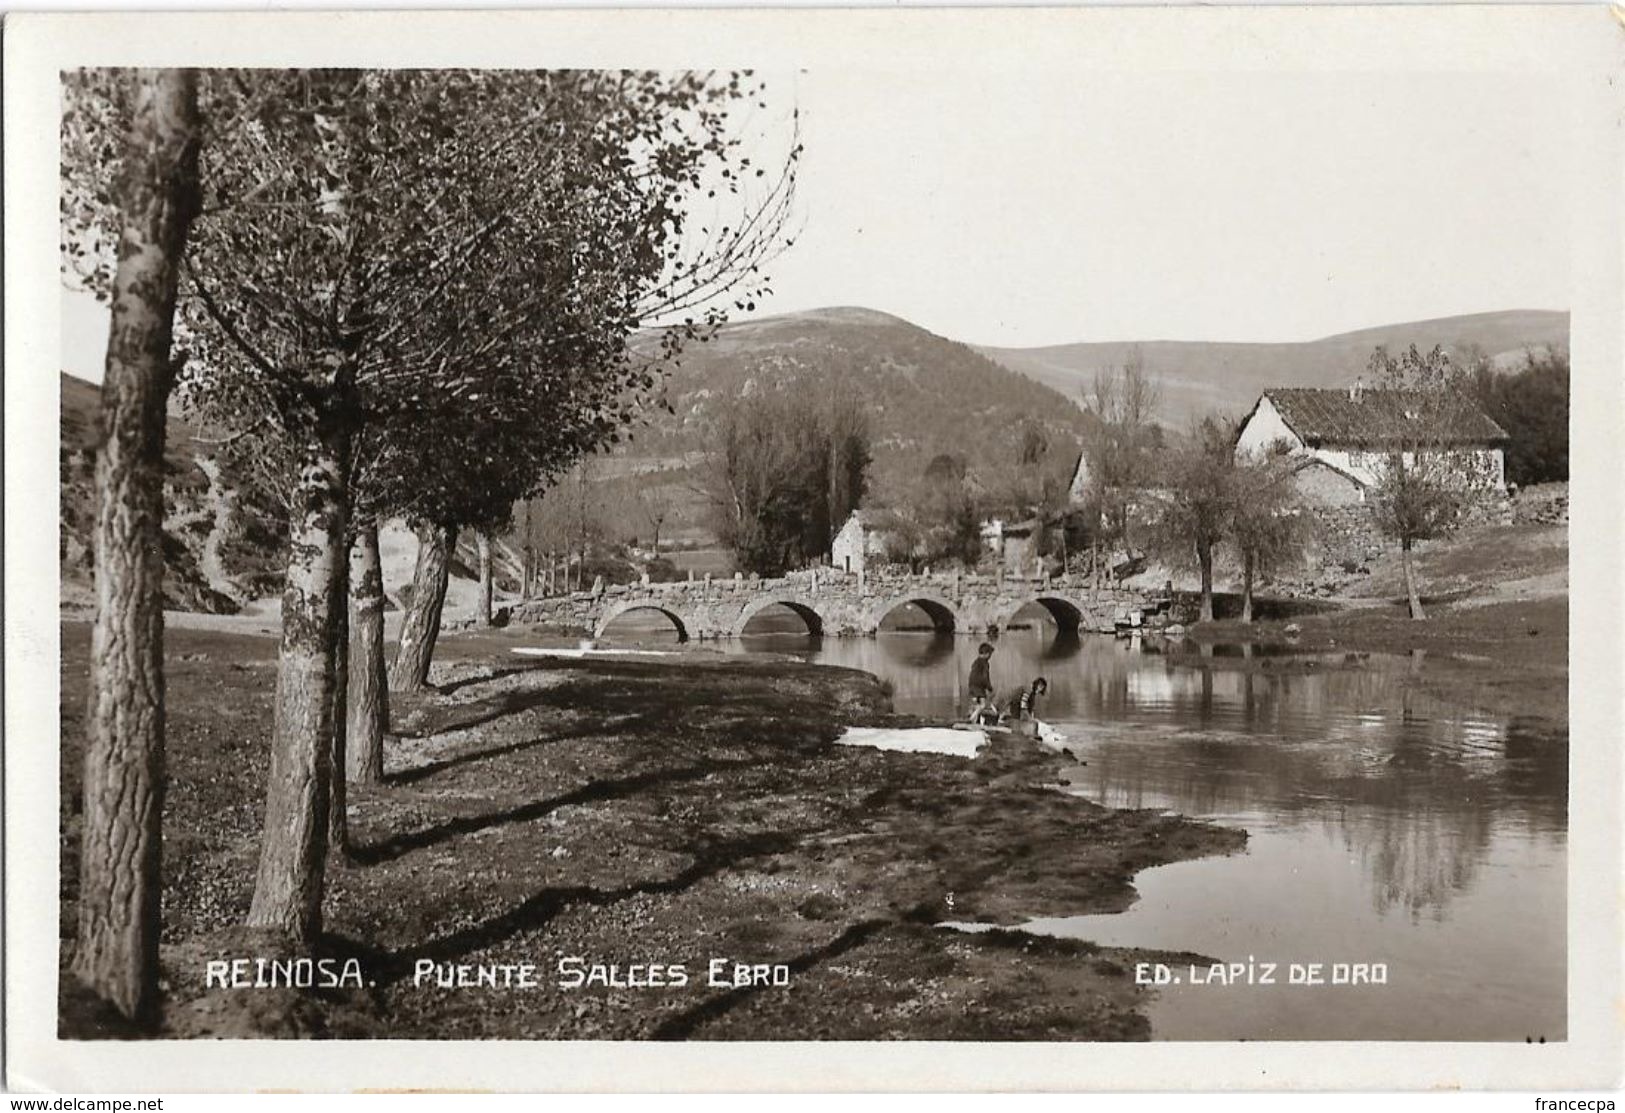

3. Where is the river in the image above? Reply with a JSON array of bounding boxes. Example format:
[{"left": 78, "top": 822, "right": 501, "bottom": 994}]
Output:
[{"left": 602, "top": 603, "right": 1569, "bottom": 1041}]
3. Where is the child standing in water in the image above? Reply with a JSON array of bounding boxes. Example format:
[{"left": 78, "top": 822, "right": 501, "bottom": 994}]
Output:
[{"left": 967, "top": 641, "right": 996, "bottom": 723}]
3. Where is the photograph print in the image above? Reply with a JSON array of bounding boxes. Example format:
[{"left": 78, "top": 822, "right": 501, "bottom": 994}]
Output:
[{"left": 8, "top": 4, "right": 1622, "bottom": 1092}]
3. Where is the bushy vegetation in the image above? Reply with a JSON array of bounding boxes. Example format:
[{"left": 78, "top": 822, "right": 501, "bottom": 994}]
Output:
[
  {"left": 1467, "top": 347, "right": 1569, "bottom": 487},
  {"left": 702, "top": 386, "right": 872, "bottom": 576}
]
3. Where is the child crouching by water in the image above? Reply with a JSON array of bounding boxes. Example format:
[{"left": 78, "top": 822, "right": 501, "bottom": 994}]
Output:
[{"left": 1007, "top": 677, "right": 1048, "bottom": 723}]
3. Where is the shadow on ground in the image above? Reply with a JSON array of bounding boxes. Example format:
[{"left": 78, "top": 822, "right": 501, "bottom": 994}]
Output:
[{"left": 58, "top": 625, "right": 1241, "bottom": 1041}]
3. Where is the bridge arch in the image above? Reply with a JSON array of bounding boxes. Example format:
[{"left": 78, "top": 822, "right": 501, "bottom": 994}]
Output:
[
  {"left": 871, "top": 590, "right": 959, "bottom": 634},
  {"left": 595, "top": 600, "right": 691, "bottom": 643},
  {"left": 1001, "top": 594, "right": 1091, "bottom": 635},
  {"left": 732, "top": 596, "right": 826, "bottom": 638}
]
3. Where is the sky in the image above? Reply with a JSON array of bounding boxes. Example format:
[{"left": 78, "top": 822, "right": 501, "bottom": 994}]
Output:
[{"left": 60, "top": 67, "right": 1577, "bottom": 381}]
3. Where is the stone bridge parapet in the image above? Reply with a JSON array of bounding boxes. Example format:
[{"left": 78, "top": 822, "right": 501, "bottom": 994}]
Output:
[{"left": 507, "top": 567, "right": 1173, "bottom": 642}]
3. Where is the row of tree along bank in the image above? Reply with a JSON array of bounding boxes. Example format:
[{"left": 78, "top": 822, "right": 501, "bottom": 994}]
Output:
[
  {"left": 57, "top": 623, "right": 1246, "bottom": 1040},
  {"left": 63, "top": 67, "right": 800, "bottom": 1024}
]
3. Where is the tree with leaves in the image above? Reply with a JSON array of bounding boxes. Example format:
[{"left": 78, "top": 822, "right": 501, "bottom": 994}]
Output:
[
  {"left": 705, "top": 387, "right": 871, "bottom": 576},
  {"left": 1151, "top": 417, "right": 1236, "bottom": 623},
  {"left": 160, "top": 68, "right": 796, "bottom": 938},
  {"left": 909, "top": 453, "right": 985, "bottom": 569},
  {"left": 1079, "top": 349, "right": 1162, "bottom": 573},
  {"left": 822, "top": 391, "right": 873, "bottom": 552},
  {"left": 1466, "top": 346, "right": 1569, "bottom": 487},
  {"left": 1229, "top": 453, "right": 1305, "bottom": 623},
  {"left": 1363, "top": 344, "right": 1501, "bottom": 620},
  {"left": 60, "top": 67, "right": 202, "bottom": 1024}
]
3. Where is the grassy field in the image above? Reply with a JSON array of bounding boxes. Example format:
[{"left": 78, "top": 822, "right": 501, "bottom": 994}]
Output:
[{"left": 59, "top": 622, "right": 1239, "bottom": 1040}]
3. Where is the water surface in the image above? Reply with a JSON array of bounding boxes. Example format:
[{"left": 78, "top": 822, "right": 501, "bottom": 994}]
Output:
[{"left": 603, "top": 604, "right": 1568, "bottom": 1041}]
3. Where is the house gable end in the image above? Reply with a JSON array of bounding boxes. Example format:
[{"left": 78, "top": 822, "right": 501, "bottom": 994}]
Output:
[{"left": 1235, "top": 393, "right": 1305, "bottom": 459}]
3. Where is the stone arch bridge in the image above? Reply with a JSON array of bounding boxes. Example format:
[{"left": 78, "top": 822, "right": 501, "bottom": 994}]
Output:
[{"left": 508, "top": 568, "right": 1175, "bottom": 642}]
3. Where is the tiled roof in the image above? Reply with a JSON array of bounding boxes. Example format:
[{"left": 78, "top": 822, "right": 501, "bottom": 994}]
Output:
[{"left": 1265, "top": 387, "right": 1507, "bottom": 448}]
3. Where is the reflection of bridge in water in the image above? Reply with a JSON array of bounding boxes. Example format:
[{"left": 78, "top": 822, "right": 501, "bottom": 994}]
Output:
[{"left": 510, "top": 567, "right": 1174, "bottom": 641}]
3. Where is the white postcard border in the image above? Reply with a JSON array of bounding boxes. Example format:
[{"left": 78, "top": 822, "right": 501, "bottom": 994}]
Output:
[{"left": 5, "top": 5, "right": 1621, "bottom": 1092}]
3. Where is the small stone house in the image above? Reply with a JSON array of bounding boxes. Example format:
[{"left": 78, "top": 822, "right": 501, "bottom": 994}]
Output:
[
  {"left": 830, "top": 509, "right": 891, "bottom": 575},
  {"left": 1234, "top": 384, "right": 1509, "bottom": 503}
]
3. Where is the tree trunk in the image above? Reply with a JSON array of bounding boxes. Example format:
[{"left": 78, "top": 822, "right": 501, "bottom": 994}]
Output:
[
  {"left": 1401, "top": 536, "right": 1426, "bottom": 620},
  {"left": 1240, "top": 550, "right": 1255, "bottom": 624},
  {"left": 347, "top": 524, "right": 388, "bottom": 784},
  {"left": 247, "top": 412, "right": 350, "bottom": 939},
  {"left": 392, "top": 521, "right": 455, "bottom": 691},
  {"left": 1197, "top": 539, "right": 1215, "bottom": 623},
  {"left": 328, "top": 538, "right": 349, "bottom": 859},
  {"left": 519, "top": 503, "right": 533, "bottom": 601},
  {"left": 475, "top": 530, "right": 493, "bottom": 627},
  {"left": 74, "top": 68, "right": 200, "bottom": 1024}
]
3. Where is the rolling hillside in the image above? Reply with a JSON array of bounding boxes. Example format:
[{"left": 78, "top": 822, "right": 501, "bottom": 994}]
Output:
[
  {"left": 616, "top": 306, "right": 1094, "bottom": 499},
  {"left": 976, "top": 309, "right": 1569, "bottom": 429},
  {"left": 61, "top": 305, "right": 1569, "bottom": 611}
]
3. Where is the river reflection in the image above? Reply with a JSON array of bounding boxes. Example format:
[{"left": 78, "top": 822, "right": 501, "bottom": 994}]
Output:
[{"left": 721, "top": 619, "right": 1568, "bottom": 1041}]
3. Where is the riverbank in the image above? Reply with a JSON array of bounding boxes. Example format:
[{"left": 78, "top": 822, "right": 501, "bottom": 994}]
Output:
[
  {"left": 1172, "top": 519, "right": 1568, "bottom": 723},
  {"left": 58, "top": 620, "right": 1242, "bottom": 1040},
  {"left": 1183, "top": 593, "right": 1566, "bottom": 723}
]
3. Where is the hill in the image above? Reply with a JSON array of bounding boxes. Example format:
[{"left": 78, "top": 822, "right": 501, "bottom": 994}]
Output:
[
  {"left": 616, "top": 306, "right": 1093, "bottom": 504},
  {"left": 61, "top": 306, "right": 1568, "bottom": 612},
  {"left": 975, "top": 309, "right": 1569, "bottom": 429}
]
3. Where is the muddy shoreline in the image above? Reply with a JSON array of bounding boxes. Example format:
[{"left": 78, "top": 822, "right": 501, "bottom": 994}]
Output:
[{"left": 58, "top": 621, "right": 1243, "bottom": 1040}]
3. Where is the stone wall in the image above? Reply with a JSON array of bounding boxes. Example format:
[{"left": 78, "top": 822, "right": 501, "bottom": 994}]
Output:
[
  {"left": 1301, "top": 505, "right": 1386, "bottom": 576},
  {"left": 1273, "top": 487, "right": 1517, "bottom": 598},
  {"left": 1290, "top": 461, "right": 1366, "bottom": 507},
  {"left": 1510, "top": 481, "right": 1569, "bottom": 526}
]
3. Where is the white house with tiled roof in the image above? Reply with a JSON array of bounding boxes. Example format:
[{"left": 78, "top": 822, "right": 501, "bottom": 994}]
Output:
[{"left": 1235, "top": 383, "right": 1508, "bottom": 499}]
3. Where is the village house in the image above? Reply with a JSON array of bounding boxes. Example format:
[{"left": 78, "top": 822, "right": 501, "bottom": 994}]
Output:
[
  {"left": 1234, "top": 383, "right": 1509, "bottom": 504},
  {"left": 830, "top": 509, "right": 892, "bottom": 575}
]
